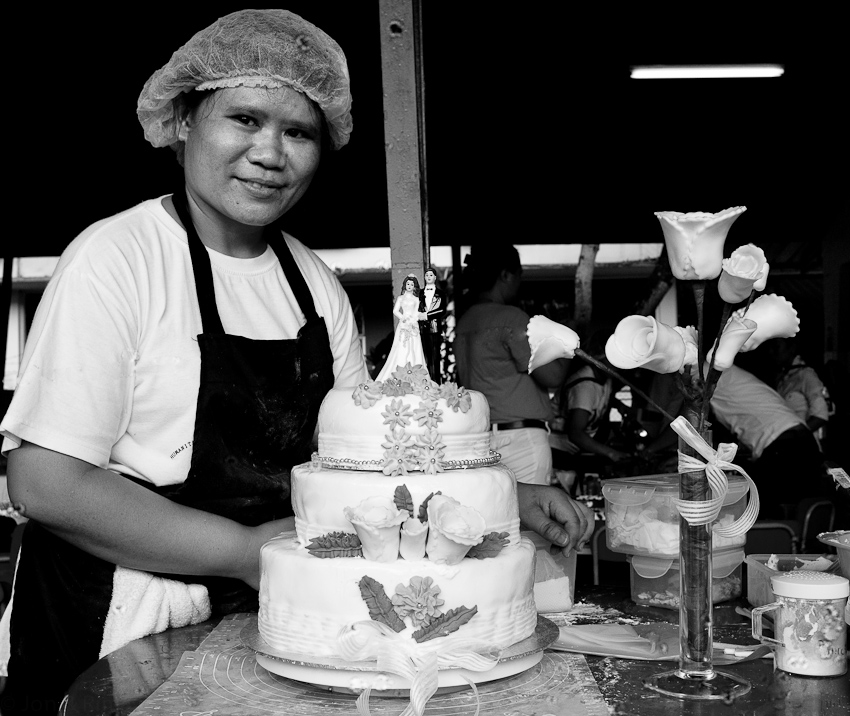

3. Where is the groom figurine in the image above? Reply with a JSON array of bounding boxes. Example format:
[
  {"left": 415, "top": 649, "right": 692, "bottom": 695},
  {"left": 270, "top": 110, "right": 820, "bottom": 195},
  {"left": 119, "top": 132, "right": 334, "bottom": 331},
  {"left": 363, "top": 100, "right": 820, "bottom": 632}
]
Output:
[{"left": 419, "top": 266, "right": 447, "bottom": 383}]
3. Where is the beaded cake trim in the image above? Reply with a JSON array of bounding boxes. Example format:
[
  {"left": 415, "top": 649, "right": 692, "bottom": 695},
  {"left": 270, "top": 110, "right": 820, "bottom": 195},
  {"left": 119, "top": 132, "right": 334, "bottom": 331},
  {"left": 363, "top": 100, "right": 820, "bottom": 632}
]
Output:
[{"left": 311, "top": 450, "right": 501, "bottom": 472}]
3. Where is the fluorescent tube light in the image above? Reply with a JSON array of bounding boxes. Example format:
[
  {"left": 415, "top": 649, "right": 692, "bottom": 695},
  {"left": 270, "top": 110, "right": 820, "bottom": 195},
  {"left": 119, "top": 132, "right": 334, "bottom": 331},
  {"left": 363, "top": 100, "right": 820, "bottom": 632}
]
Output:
[{"left": 630, "top": 64, "right": 784, "bottom": 79}]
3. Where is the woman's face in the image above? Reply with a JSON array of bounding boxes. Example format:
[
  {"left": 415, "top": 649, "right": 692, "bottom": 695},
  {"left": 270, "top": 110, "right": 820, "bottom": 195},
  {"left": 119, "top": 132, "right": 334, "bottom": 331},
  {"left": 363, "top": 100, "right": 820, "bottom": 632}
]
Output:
[
  {"left": 179, "top": 86, "right": 323, "bottom": 231},
  {"left": 405, "top": 280, "right": 415, "bottom": 293}
]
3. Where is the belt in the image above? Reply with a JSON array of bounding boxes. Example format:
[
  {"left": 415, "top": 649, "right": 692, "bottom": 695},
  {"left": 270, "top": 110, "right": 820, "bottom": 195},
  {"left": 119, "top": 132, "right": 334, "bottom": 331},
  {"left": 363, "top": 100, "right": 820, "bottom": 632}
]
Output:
[{"left": 491, "top": 419, "right": 547, "bottom": 431}]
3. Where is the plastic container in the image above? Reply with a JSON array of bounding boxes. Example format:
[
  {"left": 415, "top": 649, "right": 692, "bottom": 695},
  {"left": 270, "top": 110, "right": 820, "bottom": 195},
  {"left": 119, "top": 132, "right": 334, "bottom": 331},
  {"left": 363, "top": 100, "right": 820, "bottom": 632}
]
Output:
[
  {"left": 751, "top": 571, "right": 848, "bottom": 676},
  {"left": 745, "top": 553, "right": 834, "bottom": 607},
  {"left": 602, "top": 473, "right": 749, "bottom": 558},
  {"left": 628, "top": 548, "right": 744, "bottom": 610},
  {"left": 523, "top": 531, "right": 577, "bottom": 613}
]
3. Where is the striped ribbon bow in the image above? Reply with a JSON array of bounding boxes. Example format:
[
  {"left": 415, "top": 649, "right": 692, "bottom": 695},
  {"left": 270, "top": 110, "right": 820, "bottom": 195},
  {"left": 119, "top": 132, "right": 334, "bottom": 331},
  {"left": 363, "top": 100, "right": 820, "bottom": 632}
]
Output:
[
  {"left": 670, "top": 416, "right": 759, "bottom": 537},
  {"left": 337, "top": 620, "right": 502, "bottom": 716}
]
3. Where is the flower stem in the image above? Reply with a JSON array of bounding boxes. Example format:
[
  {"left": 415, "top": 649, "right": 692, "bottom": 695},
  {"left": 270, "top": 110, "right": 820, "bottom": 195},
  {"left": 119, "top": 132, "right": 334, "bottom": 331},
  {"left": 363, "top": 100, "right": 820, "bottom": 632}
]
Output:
[
  {"left": 574, "top": 348, "right": 676, "bottom": 423},
  {"left": 699, "top": 303, "right": 732, "bottom": 428},
  {"left": 692, "top": 282, "right": 706, "bottom": 384}
]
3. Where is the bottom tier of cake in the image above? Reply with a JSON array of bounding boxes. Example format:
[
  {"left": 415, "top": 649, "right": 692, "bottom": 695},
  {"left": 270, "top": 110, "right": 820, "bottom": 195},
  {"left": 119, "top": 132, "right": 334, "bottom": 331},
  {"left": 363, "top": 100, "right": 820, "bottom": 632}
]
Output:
[{"left": 258, "top": 533, "right": 537, "bottom": 659}]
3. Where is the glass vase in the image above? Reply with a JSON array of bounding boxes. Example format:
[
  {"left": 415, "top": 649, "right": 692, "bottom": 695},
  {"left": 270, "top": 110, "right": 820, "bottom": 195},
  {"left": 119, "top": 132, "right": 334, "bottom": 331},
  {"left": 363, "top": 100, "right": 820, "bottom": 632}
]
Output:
[{"left": 643, "top": 427, "right": 751, "bottom": 700}]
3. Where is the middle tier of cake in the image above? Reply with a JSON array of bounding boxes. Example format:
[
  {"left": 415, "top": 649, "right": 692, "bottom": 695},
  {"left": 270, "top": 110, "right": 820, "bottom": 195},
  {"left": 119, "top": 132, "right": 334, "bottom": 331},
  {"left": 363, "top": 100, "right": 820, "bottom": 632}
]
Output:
[{"left": 291, "top": 462, "right": 521, "bottom": 545}]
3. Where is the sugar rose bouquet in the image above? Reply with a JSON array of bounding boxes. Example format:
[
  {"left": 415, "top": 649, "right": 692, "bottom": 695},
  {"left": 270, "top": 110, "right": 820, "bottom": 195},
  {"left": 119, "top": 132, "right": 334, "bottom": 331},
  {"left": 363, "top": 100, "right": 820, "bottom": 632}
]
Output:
[{"left": 605, "top": 207, "right": 798, "bottom": 428}]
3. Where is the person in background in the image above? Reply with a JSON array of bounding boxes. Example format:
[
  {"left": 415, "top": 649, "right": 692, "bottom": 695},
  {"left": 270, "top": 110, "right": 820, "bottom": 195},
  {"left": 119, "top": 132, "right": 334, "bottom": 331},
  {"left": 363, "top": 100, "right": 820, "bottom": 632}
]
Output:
[
  {"left": 560, "top": 333, "right": 633, "bottom": 468},
  {"left": 768, "top": 336, "right": 831, "bottom": 448},
  {"left": 453, "top": 243, "right": 569, "bottom": 486},
  {"left": 710, "top": 363, "right": 828, "bottom": 519},
  {"left": 419, "top": 266, "right": 447, "bottom": 383},
  {"left": 0, "top": 14, "right": 594, "bottom": 711}
]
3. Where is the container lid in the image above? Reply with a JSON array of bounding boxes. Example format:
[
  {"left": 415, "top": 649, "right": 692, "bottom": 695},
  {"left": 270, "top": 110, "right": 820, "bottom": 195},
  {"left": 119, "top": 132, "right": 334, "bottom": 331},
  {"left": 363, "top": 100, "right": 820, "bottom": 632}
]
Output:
[
  {"left": 630, "top": 549, "right": 745, "bottom": 579},
  {"left": 770, "top": 570, "right": 850, "bottom": 599},
  {"left": 602, "top": 473, "right": 748, "bottom": 506}
]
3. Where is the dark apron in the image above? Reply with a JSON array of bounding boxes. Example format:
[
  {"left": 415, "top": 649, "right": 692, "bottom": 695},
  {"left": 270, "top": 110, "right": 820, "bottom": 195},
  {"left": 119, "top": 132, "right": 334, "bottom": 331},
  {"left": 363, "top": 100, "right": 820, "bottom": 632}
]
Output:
[{"left": 1, "top": 189, "right": 335, "bottom": 714}]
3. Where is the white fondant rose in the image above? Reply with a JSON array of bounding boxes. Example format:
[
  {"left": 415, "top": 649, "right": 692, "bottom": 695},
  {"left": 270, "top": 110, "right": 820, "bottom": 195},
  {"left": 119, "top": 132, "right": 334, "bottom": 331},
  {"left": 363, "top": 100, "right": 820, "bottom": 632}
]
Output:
[
  {"left": 343, "top": 496, "right": 409, "bottom": 563},
  {"left": 605, "top": 315, "right": 686, "bottom": 373},
  {"left": 710, "top": 316, "right": 757, "bottom": 370},
  {"left": 425, "top": 495, "right": 486, "bottom": 565},
  {"left": 673, "top": 326, "right": 699, "bottom": 368},
  {"left": 526, "top": 315, "right": 580, "bottom": 373},
  {"left": 655, "top": 207, "right": 746, "bottom": 280},
  {"left": 736, "top": 294, "right": 800, "bottom": 352},
  {"left": 399, "top": 517, "right": 428, "bottom": 561},
  {"left": 718, "top": 244, "right": 769, "bottom": 303}
]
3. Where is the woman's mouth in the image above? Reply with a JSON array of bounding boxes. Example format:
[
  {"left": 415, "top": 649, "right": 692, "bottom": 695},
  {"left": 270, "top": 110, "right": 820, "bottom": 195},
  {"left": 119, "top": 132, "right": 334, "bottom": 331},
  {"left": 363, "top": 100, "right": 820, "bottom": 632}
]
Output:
[{"left": 237, "top": 178, "right": 283, "bottom": 198}]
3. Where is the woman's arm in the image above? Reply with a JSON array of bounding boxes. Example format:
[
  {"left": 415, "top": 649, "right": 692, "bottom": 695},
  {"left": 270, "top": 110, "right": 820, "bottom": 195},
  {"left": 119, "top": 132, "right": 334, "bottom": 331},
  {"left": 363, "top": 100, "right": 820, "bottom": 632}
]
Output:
[{"left": 7, "top": 442, "right": 288, "bottom": 589}]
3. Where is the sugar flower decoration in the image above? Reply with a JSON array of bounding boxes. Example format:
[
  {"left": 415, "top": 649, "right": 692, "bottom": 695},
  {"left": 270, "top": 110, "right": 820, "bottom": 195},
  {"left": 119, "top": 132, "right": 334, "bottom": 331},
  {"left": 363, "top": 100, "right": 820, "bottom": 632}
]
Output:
[
  {"left": 344, "top": 496, "right": 408, "bottom": 562},
  {"left": 413, "top": 400, "right": 443, "bottom": 429},
  {"left": 352, "top": 380, "right": 383, "bottom": 409},
  {"left": 426, "top": 495, "right": 486, "bottom": 565},
  {"left": 392, "top": 576, "right": 445, "bottom": 627},
  {"left": 442, "top": 382, "right": 472, "bottom": 413},
  {"left": 655, "top": 207, "right": 747, "bottom": 280},
  {"left": 399, "top": 517, "right": 428, "bottom": 560},
  {"left": 673, "top": 326, "right": 699, "bottom": 368},
  {"left": 381, "top": 431, "right": 417, "bottom": 476},
  {"left": 382, "top": 378, "right": 410, "bottom": 397},
  {"left": 382, "top": 399, "right": 413, "bottom": 430},
  {"left": 711, "top": 315, "right": 757, "bottom": 370},
  {"left": 736, "top": 294, "right": 800, "bottom": 352},
  {"left": 718, "top": 244, "right": 769, "bottom": 304},
  {"left": 412, "top": 377, "right": 439, "bottom": 400},
  {"left": 526, "top": 315, "right": 580, "bottom": 373},
  {"left": 416, "top": 429, "right": 446, "bottom": 474},
  {"left": 391, "top": 363, "right": 429, "bottom": 385},
  {"left": 605, "top": 315, "right": 686, "bottom": 373}
]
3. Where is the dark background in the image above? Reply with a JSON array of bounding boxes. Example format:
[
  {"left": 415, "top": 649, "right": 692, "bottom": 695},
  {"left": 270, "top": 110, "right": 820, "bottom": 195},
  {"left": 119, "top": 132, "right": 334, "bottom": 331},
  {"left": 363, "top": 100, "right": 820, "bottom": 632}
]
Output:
[{"left": 13, "top": 3, "right": 849, "bottom": 256}]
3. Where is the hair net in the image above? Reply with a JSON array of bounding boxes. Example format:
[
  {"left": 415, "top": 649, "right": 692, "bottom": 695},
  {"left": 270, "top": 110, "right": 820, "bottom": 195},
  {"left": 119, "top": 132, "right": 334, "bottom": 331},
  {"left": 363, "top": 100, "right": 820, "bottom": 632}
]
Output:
[{"left": 137, "top": 9, "right": 352, "bottom": 152}]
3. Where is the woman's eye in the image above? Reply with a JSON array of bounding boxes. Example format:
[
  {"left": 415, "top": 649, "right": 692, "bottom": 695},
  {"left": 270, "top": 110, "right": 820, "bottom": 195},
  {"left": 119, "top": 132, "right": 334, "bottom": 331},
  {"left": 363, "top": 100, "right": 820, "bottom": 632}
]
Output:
[
  {"left": 285, "top": 127, "right": 315, "bottom": 140},
  {"left": 233, "top": 115, "right": 259, "bottom": 126}
]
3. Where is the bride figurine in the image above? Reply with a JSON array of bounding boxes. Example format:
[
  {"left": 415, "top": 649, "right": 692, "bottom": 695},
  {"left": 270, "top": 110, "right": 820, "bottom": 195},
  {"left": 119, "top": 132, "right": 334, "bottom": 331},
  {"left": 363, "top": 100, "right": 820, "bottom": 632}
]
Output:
[{"left": 376, "top": 274, "right": 428, "bottom": 381}]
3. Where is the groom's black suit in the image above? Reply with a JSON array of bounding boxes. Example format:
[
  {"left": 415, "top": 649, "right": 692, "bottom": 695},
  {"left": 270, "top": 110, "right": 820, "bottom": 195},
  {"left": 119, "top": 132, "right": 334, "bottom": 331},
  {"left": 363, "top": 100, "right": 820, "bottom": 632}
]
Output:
[{"left": 419, "top": 286, "right": 447, "bottom": 383}]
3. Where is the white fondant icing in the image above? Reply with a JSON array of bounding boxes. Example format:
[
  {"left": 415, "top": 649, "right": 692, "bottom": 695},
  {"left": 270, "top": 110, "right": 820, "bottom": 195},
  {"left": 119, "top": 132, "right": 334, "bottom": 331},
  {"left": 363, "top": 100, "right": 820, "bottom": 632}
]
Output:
[
  {"left": 292, "top": 462, "right": 521, "bottom": 545},
  {"left": 258, "top": 533, "right": 537, "bottom": 657}
]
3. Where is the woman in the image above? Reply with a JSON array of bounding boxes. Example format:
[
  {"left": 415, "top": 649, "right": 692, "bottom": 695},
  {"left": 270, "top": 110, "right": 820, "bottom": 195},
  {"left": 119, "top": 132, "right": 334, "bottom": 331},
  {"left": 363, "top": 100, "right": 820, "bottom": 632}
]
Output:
[
  {"left": 0, "top": 11, "right": 593, "bottom": 712},
  {"left": 0, "top": 10, "right": 369, "bottom": 712},
  {"left": 376, "top": 274, "right": 427, "bottom": 380}
]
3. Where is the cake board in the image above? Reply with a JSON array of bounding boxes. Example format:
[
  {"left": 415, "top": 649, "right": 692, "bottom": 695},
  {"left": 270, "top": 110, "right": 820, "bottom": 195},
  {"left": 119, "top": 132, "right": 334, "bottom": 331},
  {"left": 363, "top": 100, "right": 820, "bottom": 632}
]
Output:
[{"left": 242, "top": 614, "right": 559, "bottom": 696}]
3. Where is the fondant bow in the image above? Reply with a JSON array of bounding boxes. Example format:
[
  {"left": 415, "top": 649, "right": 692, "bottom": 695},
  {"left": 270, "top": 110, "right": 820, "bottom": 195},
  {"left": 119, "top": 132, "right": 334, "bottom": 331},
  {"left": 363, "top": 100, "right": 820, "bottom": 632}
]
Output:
[
  {"left": 670, "top": 417, "right": 759, "bottom": 537},
  {"left": 337, "top": 620, "right": 500, "bottom": 716}
]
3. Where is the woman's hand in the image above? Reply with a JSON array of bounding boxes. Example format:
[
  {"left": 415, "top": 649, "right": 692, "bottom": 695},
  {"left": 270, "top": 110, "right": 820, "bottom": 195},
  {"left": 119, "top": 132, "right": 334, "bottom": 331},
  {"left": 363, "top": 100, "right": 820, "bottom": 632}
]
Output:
[
  {"left": 234, "top": 518, "right": 295, "bottom": 590},
  {"left": 516, "top": 483, "right": 594, "bottom": 556}
]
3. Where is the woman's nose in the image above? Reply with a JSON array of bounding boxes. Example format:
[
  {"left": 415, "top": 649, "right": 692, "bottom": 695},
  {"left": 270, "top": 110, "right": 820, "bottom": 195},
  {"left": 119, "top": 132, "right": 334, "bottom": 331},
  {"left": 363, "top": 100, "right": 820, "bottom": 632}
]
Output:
[{"left": 246, "top": 130, "right": 287, "bottom": 168}]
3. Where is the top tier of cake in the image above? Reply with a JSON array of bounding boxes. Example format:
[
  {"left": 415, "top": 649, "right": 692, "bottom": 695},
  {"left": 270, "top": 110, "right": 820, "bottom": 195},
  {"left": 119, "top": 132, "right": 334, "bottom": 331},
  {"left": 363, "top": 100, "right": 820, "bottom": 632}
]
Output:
[{"left": 314, "top": 368, "right": 494, "bottom": 474}]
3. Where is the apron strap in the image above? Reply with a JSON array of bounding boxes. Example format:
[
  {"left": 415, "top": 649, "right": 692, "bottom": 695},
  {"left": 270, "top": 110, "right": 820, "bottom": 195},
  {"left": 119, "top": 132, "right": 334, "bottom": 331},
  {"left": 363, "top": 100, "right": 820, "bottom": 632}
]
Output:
[
  {"left": 271, "top": 229, "right": 321, "bottom": 324},
  {"left": 172, "top": 187, "right": 225, "bottom": 335}
]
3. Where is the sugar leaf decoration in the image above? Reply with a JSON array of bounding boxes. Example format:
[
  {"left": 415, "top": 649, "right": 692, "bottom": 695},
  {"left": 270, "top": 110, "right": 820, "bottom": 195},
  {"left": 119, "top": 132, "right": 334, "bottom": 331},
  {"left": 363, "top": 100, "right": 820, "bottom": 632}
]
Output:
[
  {"left": 465, "top": 532, "right": 509, "bottom": 559},
  {"left": 418, "top": 491, "right": 442, "bottom": 522},
  {"left": 358, "top": 576, "right": 406, "bottom": 632},
  {"left": 306, "top": 531, "right": 363, "bottom": 558},
  {"left": 394, "top": 484, "right": 414, "bottom": 514},
  {"left": 412, "top": 605, "right": 478, "bottom": 643}
]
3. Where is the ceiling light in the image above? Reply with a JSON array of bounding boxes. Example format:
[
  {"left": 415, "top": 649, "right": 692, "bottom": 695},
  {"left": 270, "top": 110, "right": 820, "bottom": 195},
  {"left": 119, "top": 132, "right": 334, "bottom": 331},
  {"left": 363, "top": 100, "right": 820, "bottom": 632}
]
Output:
[{"left": 630, "top": 64, "right": 784, "bottom": 79}]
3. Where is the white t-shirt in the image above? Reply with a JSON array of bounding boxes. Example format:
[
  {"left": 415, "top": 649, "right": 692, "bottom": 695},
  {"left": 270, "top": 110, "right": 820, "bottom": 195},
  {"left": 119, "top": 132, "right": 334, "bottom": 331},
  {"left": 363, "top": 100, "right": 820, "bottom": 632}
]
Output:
[
  {"left": 0, "top": 197, "right": 368, "bottom": 485},
  {"left": 710, "top": 364, "right": 804, "bottom": 459}
]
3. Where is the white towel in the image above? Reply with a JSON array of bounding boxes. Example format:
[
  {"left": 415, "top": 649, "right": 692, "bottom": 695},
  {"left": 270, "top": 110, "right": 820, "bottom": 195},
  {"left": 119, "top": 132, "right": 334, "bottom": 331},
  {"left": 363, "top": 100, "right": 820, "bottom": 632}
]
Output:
[{"left": 99, "top": 566, "right": 211, "bottom": 658}]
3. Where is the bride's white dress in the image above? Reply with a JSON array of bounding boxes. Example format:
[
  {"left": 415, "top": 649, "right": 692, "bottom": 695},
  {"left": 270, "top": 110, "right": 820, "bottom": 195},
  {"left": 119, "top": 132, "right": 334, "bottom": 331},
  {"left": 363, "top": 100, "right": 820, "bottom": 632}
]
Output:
[{"left": 376, "top": 292, "right": 426, "bottom": 381}]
